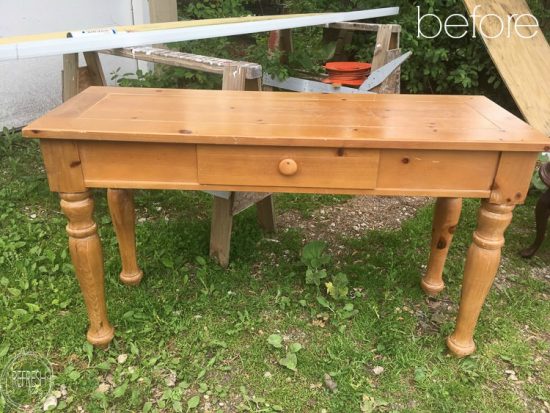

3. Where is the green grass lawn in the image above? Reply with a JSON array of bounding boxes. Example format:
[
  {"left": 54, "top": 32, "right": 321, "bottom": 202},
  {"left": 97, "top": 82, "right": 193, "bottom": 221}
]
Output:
[{"left": 0, "top": 133, "right": 548, "bottom": 412}]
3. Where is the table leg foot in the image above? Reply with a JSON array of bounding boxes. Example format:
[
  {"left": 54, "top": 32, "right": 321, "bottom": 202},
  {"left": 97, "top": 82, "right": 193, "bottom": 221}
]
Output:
[
  {"left": 421, "top": 197, "right": 462, "bottom": 296},
  {"left": 421, "top": 278, "right": 445, "bottom": 296},
  {"left": 60, "top": 191, "right": 114, "bottom": 348},
  {"left": 448, "top": 200, "right": 513, "bottom": 357},
  {"left": 446, "top": 335, "right": 475, "bottom": 357},
  {"left": 87, "top": 327, "right": 115, "bottom": 349},
  {"left": 107, "top": 189, "right": 143, "bottom": 286}
]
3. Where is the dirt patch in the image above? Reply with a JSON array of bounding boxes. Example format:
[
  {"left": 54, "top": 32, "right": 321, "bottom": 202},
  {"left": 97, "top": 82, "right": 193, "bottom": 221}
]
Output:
[
  {"left": 530, "top": 265, "right": 550, "bottom": 283},
  {"left": 277, "top": 196, "right": 431, "bottom": 249}
]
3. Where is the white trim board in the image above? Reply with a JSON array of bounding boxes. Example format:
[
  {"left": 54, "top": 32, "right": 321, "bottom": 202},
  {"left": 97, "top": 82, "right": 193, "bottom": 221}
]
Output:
[{"left": 0, "top": 8, "right": 399, "bottom": 61}]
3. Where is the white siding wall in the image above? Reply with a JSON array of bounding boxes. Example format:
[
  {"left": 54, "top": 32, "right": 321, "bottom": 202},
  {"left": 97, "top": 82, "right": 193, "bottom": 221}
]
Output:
[{"left": 0, "top": 0, "right": 150, "bottom": 128}]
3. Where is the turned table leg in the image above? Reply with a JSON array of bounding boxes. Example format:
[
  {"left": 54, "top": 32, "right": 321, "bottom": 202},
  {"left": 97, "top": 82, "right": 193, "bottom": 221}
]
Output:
[
  {"left": 421, "top": 197, "right": 462, "bottom": 295},
  {"left": 520, "top": 188, "right": 550, "bottom": 258},
  {"left": 447, "top": 200, "right": 514, "bottom": 357},
  {"left": 60, "top": 191, "right": 114, "bottom": 348},
  {"left": 107, "top": 189, "right": 143, "bottom": 285}
]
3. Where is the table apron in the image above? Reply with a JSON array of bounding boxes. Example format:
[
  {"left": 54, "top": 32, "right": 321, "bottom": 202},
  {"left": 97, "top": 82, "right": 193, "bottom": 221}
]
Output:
[{"left": 40, "top": 140, "right": 537, "bottom": 201}]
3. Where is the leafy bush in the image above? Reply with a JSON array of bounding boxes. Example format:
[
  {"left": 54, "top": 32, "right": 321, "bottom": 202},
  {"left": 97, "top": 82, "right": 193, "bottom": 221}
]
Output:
[{"left": 111, "top": 66, "right": 221, "bottom": 90}]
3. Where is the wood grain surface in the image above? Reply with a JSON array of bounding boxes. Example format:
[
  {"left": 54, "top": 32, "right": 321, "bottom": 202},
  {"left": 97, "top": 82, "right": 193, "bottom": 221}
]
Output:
[
  {"left": 23, "top": 87, "right": 548, "bottom": 151},
  {"left": 463, "top": 0, "right": 550, "bottom": 136}
]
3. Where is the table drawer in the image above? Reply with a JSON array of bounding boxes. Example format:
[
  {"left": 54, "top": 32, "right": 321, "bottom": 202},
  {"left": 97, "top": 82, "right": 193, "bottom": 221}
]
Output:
[
  {"left": 197, "top": 145, "right": 380, "bottom": 189},
  {"left": 79, "top": 141, "right": 198, "bottom": 187}
]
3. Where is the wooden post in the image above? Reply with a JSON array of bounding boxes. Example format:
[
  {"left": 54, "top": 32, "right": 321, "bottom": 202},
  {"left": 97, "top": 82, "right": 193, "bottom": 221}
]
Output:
[
  {"left": 245, "top": 78, "right": 262, "bottom": 91},
  {"left": 62, "top": 53, "right": 79, "bottom": 101},
  {"left": 447, "top": 201, "right": 514, "bottom": 357},
  {"left": 83, "top": 52, "right": 106, "bottom": 86},
  {"left": 210, "top": 194, "right": 234, "bottom": 267},
  {"left": 370, "top": 25, "right": 392, "bottom": 71},
  {"left": 256, "top": 196, "right": 276, "bottom": 233},
  {"left": 268, "top": 29, "right": 294, "bottom": 64},
  {"left": 370, "top": 25, "right": 402, "bottom": 94},
  {"left": 222, "top": 63, "right": 247, "bottom": 90},
  {"left": 63, "top": 52, "right": 105, "bottom": 103}
]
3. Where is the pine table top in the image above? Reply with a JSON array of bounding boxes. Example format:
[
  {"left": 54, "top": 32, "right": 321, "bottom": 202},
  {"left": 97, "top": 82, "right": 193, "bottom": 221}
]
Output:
[{"left": 24, "top": 86, "right": 548, "bottom": 152}]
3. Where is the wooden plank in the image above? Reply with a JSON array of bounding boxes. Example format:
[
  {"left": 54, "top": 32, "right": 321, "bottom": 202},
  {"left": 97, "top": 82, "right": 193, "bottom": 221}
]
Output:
[
  {"left": 222, "top": 64, "right": 247, "bottom": 90},
  {"left": 256, "top": 196, "right": 276, "bottom": 232},
  {"left": 0, "top": 14, "right": 316, "bottom": 45},
  {"left": 77, "top": 67, "right": 93, "bottom": 93},
  {"left": 325, "top": 22, "right": 401, "bottom": 33},
  {"left": 0, "top": 13, "right": 393, "bottom": 48},
  {"left": 0, "top": 9, "right": 400, "bottom": 60},
  {"left": 279, "top": 29, "right": 294, "bottom": 63},
  {"left": 62, "top": 53, "right": 79, "bottom": 101},
  {"left": 389, "top": 32, "right": 399, "bottom": 49},
  {"left": 23, "top": 88, "right": 548, "bottom": 152},
  {"left": 463, "top": 0, "right": 550, "bottom": 136},
  {"left": 268, "top": 29, "right": 293, "bottom": 64},
  {"left": 370, "top": 25, "right": 393, "bottom": 94},
  {"left": 245, "top": 78, "right": 262, "bottom": 91},
  {"left": 489, "top": 152, "right": 538, "bottom": 204},
  {"left": 375, "top": 48, "right": 401, "bottom": 94},
  {"left": 210, "top": 195, "right": 234, "bottom": 267},
  {"left": 83, "top": 52, "right": 106, "bottom": 86},
  {"left": 101, "top": 47, "right": 262, "bottom": 79},
  {"left": 232, "top": 192, "right": 272, "bottom": 215},
  {"left": 371, "top": 25, "right": 392, "bottom": 71}
]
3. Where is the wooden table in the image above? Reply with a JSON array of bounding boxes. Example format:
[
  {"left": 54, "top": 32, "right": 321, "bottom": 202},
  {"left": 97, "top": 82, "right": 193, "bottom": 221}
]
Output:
[{"left": 23, "top": 87, "right": 548, "bottom": 357}]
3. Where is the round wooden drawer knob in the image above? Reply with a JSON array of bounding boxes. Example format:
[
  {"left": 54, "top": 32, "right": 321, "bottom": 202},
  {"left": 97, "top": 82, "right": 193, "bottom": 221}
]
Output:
[{"left": 279, "top": 158, "right": 298, "bottom": 176}]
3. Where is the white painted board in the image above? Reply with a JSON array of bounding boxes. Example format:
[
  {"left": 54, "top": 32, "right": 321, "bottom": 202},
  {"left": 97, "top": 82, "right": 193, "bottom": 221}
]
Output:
[{"left": 0, "top": 8, "right": 399, "bottom": 61}]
